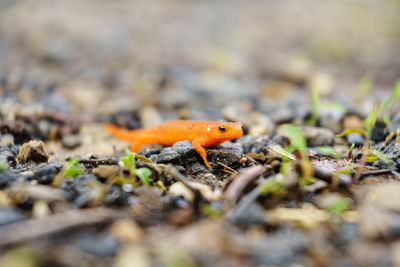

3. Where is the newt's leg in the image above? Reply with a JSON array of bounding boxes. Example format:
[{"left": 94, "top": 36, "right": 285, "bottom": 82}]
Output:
[
  {"left": 130, "top": 134, "right": 159, "bottom": 152},
  {"left": 191, "top": 139, "right": 211, "bottom": 169}
]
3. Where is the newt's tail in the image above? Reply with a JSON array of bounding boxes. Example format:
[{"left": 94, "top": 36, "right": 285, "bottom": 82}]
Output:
[{"left": 104, "top": 123, "right": 144, "bottom": 141}]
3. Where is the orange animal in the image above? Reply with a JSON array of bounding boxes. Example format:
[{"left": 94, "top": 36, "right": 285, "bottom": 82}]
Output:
[{"left": 105, "top": 120, "right": 243, "bottom": 168}]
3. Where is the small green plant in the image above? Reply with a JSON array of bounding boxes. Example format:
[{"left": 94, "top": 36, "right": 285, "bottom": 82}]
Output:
[
  {"left": 63, "top": 158, "right": 82, "bottom": 178},
  {"left": 280, "top": 124, "right": 314, "bottom": 186},
  {"left": 259, "top": 175, "right": 286, "bottom": 196},
  {"left": 316, "top": 146, "right": 341, "bottom": 160},
  {"left": 366, "top": 149, "right": 391, "bottom": 164},
  {"left": 281, "top": 124, "right": 308, "bottom": 161},
  {"left": 327, "top": 197, "right": 350, "bottom": 215},
  {"left": 306, "top": 87, "right": 320, "bottom": 125},
  {"left": 200, "top": 204, "right": 221, "bottom": 219},
  {"left": 0, "top": 161, "right": 9, "bottom": 172},
  {"left": 393, "top": 80, "right": 400, "bottom": 101},
  {"left": 121, "top": 148, "right": 152, "bottom": 186},
  {"left": 346, "top": 143, "right": 355, "bottom": 161}
]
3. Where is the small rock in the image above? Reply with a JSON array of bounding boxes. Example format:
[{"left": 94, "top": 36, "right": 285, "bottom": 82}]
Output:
[
  {"left": 115, "top": 245, "right": 151, "bottom": 267},
  {"left": 110, "top": 219, "right": 145, "bottom": 244},
  {"left": 0, "top": 146, "right": 17, "bottom": 168},
  {"left": 230, "top": 202, "right": 265, "bottom": 225},
  {"left": 319, "top": 104, "right": 346, "bottom": 133},
  {"left": 307, "top": 72, "right": 333, "bottom": 96},
  {"left": 240, "top": 135, "right": 271, "bottom": 155},
  {"left": 299, "top": 126, "right": 335, "bottom": 147},
  {"left": 32, "top": 200, "right": 51, "bottom": 218},
  {"left": 205, "top": 144, "right": 243, "bottom": 169},
  {"left": 31, "top": 164, "right": 61, "bottom": 184},
  {"left": 104, "top": 185, "right": 129, "bottom": 206},
  {"left": 168, "top": 207, "right": 194, "bottom": 226},
  {"left": 71, "top": 231, "right": 120, "bottom": 257},
  {"left": 371, "top": 121, "right": 389, "bottom": 143},
  {"left": 0, "top": 208, "right": 25, "bottom": 225},
  {"left": 342, "top": 114, "right": 364, "bottom": 129},
  {"left": 60, "top": 175, "right": 102, "bottom": 207},
  {"left": 346, "top": 133, "right": 364, "bottom": 147},
  {"left": 274, "top": 126, "right": 335, "bottom": 147},
  {"left": 62, "top": 134, "right": 82, "bottom": 149},
  {"left": 389, "top": 113, "right": 400, "bottom": 132},
  {"left": 156, "top": 141, "right": 196, "bottom": 165},
  {"left": 93, "top": 165, "right": 119, "bottom": 179},
  {"left": 0, "top": 134, "right": 14, "bottom": 147},
  {"left": 358, "top": 202, "right": 400, "bottom": 239},
  {"left": 269, "top": 106, "right": 295, "bottom": 124},
  {"left": 17, "top": 140, "right": 49, "bottom": 164},
  {"left": 0, "top": 171, "right": 19, "bottom": 189},
  {"left": 169, "top": 182, "right": 194, "bottom": 202},
  {"left": 189, "top": 162, "right": 209, "bottom": 176}
]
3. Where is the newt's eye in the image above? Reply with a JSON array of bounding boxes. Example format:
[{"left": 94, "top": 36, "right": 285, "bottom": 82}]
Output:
[{"left": 218, "top": 125, "right": 226, "bottom": 132}]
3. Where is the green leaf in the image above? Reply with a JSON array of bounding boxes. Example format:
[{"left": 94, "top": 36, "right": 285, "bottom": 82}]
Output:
[
  {"left": 200, "top": 204, "right": 221, "bottom": 219},
  {"left": 0, "top": 161, "right": 9, "bottom": 172},
  {"left": 121, "top": 157, "right": 129, "bottom": 168},
  {"left": 336, "top": 128, "right": 366, "bottom": 138},
  {"left": 281, "top": 124, "right": 307, "bottom": 150},
  {"left": 281, "top": 124, "right": 308, "bottom": 161},
  {"left": 259, "top": 177, "right": 285, "bottom": 196},
  {"left": 328, "top": 197, "right": 350, "bottom": 215},
  {"left": 368, "top": 149, "right": 391, "bottom": 164},
  {"left": 269, "top": 145, "right": 296, "bottom": 161},
  {"left": 311, "top": 87, "right": 320, "bottom": 123},
  {"left": 316, "top": 146, "right": 341, "bottom": 159},
  {"left": 63, "top": 158, "right": 82, "bottom": 178},
  {"left": 136, "top": 167, "right": 152, "bottom": 186},
  {"left": 394, "top": 80, "right": 400, "bottom": 101}
]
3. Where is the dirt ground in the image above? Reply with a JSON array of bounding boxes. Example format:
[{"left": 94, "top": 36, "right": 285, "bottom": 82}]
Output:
[{"left": 0, "top": 1, "right": 400, "bottom": 266}]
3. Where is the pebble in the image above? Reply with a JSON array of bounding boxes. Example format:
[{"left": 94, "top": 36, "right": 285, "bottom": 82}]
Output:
[
  {"left": 156, "top": 141, "right": 197, "bottom": 165},
  {"left": 346, "top": 133, "right": 364, "bottom": 147},
  {"left": 110, "top": 219, "right": 145, "bottom": 244},
  {"left": 169, "top": 182, "right": 195, "bottom": 202},
  {"left": 273, "top": 126, "right": 335, "bottom": 147},
  {"left": 0, "top": 146, "right": 17, "bottom": 168},
  {"left": 0, "top": 134, "right": 14, "bottom": 147},
  {"left": 0, "top": 208, "right": 25, "bottom": 225},
  {"left": 0, "top": 171, "right": 19, "bottom": 189},
  {"left": 240, "top": 135, "right": 271, "bottom": 155},
  {"left": 205, "top": 144, "right": 243, "bottom": 169},
  {"left": 61, "top": 175, "right": 102, "bottom": 207},
  {"left": 299, "top": 126, "right": 335, "bottom": 147},
  {"left": 71, "top": 231, "right": 121, "bottom": 257},
  {"left": 389, "top": 113, "right": 400, "bottom": 132},
  {"left": 31, "top": 164, "right": 61, "bottom": 184},
  {"left": 62, "top": 134, "right": 82, "bottom": 149},
  {"left": 104, "top": 185, "right": 129, "bottom": 206},
  {"left": 92, "top": 165, "right": 119, "bottom": 179},
  {"left": 17, "top": 140, "right": 49, "bottom": 164}
]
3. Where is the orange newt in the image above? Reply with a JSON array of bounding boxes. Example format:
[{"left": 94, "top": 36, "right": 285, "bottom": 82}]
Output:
[{"left": 104, "top": 120, "right": 243, "bottom": 169}]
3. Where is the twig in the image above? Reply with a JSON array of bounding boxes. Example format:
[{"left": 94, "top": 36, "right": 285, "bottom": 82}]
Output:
[
  {"left": 78, "top": 158, "right": 118, "bottom": 167},
  {"left": 0, "top": 208, "right": 125, "bottom": 247},
  {"left": 223, "top": 165, "right": 265, "bottom": 210},
  {"left": 360, "top": 168, "right": 397, "bottom": 179},
  {"left": 217, "top": 162, "right": 237, "bottom": 174}
]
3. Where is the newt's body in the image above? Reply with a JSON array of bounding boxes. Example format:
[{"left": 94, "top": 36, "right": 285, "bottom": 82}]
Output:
[{"left": 105, "top": 120, "right": 243, "bottom": 168}]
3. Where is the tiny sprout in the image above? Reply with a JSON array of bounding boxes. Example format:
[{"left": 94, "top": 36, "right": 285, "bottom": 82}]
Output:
[
  {"left": 121, "top": 148, "right": 152, "bottom": 187},
  {"left": 63, "top": 158, "right": 82, "bottom": 178},
  {"left": 0, "top": 161, "right": 10, "bottom": 172}
]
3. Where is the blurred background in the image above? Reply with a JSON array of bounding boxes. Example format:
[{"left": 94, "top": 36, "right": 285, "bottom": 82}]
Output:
[
  {"left": 1, "top": 1, "right": 400, "bottom": 266},
  {"left": 0, "top": 0, "right": 399, "bottom": 119}
]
